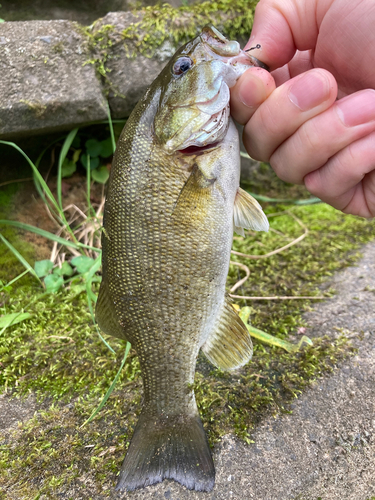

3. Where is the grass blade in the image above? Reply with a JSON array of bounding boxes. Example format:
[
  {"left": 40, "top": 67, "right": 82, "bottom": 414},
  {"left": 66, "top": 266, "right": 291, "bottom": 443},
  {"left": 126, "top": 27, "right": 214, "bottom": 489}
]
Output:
[
  {"left": 0, "top": 140, "right": 62, "bottom": 219},
  {"left": 57, "top": 129, "right": 78, "bottom": 210},
  {"left": 33, "top": 135, "right": 67, "bottom": 213},
  {"left": 106, "top": 101, "right": 116, "bottom": 153},
  {"left": 0, "top": 269, "right": 29, "bottom": 292},
  {"left": 243, "top": 189, "right": 321, "bottom": 205},
  {"left": 0, "top": 233, "right": 41, "bottom": 283},
  {"left": 239, "top": 307, "right": 313, "bottom": 353},
  {"left": 86, "top": 155, "right": 95, "bottom": 218},
  {"left": 0, "top": 220, "right": 101, "bottom": 252},
  {"left": 0, "top": 140, "right": 78, "bottom": 241},
  {"left": 80, "top": 341, "right": 131, "bottom": 427}
]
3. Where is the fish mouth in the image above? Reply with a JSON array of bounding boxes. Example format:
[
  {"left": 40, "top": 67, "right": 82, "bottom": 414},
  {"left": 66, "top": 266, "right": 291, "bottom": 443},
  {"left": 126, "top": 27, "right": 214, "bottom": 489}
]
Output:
[{"left": 178, "top": 141, "right": 221, "bottom": 155}]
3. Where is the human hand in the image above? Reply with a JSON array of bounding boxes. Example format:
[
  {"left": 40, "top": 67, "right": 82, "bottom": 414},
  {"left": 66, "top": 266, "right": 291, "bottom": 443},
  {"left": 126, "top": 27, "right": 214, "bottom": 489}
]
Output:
[{"left": 231, "top": 0, "right": 375, "bottom": 217}]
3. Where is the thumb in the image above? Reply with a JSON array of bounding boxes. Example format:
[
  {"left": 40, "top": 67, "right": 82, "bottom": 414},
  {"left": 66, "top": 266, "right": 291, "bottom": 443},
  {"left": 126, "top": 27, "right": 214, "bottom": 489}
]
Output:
[{"left": 230, "top": 67, "right": 276, "bottom": 125}]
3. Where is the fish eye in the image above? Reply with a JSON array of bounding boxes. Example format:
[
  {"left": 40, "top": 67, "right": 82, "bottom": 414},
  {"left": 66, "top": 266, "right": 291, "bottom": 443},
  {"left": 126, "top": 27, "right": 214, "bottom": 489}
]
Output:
[{"left": 172, "top": 57, "right": 193, "bottom": 76}]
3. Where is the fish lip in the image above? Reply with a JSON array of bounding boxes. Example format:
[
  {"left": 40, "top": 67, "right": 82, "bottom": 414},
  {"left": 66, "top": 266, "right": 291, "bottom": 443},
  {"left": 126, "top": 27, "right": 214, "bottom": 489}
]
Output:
[
  {"left": 176, "top": 89, "right": 221, "bottom": 111},
  {"left": 200, "top": 25, "right": 241, "bottom": 57},
  {"left": 195, "top": 91, "right": 220, "bottom": 108}
]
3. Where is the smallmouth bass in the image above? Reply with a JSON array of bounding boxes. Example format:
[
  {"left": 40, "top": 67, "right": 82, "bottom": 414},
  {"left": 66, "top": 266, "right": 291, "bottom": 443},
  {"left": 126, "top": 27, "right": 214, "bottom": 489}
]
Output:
[{"left": 96, "top": 25, "right": 269, "bottom": 492}]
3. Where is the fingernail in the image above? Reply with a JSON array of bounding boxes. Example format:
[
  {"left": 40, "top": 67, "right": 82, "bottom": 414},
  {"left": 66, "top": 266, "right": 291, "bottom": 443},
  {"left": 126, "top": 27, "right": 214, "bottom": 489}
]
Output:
[
  {"left": 335, "top": 90, "right": 375, "bottom": 127},
  {"left": 288, "top": 70, "right": 331, "bottom": 111},
  {"left": 238, "top": 72, "right": 267, "bottom": 108}
]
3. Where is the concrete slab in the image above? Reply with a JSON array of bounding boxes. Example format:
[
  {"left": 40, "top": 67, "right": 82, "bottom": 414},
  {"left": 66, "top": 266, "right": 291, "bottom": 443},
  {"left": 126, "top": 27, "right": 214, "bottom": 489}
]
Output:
[{"left": 0, "top": 19, "right": 107, "bottom": 138}]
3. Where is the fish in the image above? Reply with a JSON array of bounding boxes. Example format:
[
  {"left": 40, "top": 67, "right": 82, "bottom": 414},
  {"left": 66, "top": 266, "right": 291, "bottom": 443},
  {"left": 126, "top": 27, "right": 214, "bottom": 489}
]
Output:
[{"left": 95, "top": 25, "right": 269, "bottom": 492}]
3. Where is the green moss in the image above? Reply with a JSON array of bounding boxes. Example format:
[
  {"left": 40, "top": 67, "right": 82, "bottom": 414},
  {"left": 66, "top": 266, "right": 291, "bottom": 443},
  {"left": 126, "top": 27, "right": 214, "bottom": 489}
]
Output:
[
  {"left": 19, "top": 99, "right": 47, "bottom": 118},
  {"left": 52, "top": 41, "right": 65, "bottom": 54},
  {"left": 120, "top": 0, "right": 258, "bottom": 57},
  {"left": 228, "top": 202, "right": 375, "bottom": 338},
  {"left": 80, "top": 23, "right": 121, "bottom": 95},
  {"left": 83, "top": 0, "right": 259, "bottom": 95},
  {"left": 195, "top": 335, "right": 355, "bottom": 445}
]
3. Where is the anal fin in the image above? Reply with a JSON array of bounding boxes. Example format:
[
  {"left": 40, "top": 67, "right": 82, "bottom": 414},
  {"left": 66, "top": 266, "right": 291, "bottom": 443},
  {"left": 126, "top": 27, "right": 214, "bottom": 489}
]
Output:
[
  {"left": 95, "top": 279, "right": 128, "bottom": 341},
  {"left": 234, "top": 187, "right": 269, "bottom": 235},
  {"left": 201, "top": 297, "right": 253, "bottom": 371}
]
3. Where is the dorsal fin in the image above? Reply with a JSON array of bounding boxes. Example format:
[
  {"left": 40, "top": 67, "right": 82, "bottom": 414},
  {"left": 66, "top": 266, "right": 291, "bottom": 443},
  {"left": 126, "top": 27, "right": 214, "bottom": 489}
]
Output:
[
  {"left": 233, "top": 187, "right": 269, "bottom": 236},
  {"left": 201, "top": 297, "right": 253, "bottom": 371}
]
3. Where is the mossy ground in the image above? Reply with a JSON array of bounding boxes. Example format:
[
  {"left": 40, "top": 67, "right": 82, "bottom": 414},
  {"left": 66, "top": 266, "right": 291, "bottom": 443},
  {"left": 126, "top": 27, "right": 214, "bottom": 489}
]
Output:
[{"left": 1, "top": 162, "right": 374, "bottom": 498}]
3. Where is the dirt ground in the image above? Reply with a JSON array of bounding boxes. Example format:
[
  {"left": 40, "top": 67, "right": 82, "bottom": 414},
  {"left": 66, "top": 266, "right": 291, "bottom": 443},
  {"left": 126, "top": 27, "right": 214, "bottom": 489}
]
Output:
[{"left": 1, "top": 241, "right": 375, "bottom": 500}]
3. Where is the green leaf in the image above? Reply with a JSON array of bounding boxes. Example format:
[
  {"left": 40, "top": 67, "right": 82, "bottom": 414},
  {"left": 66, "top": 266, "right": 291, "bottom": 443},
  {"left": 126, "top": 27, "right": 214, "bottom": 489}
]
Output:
[
  {"left": 34, "top": 259, "right": 54, "bottom": 278},
  {"left": 81, "top": 154, "right": 100, "bottom": 170},
  {"left": 0, "top": 19, "right": 5, "bottom": 23},
  {"left": 71, "top": 255, "right": 95, "bottom": 273},
  {"left": 61, "top": 158, "right": 76, "bottom": 178},
  {"left": 85, "top": 138, "right": 102, "bottom": 157},
  {"left": 91, "top": 166, "right": 109, "bottom": 184},
  {"left": 0, "top": 312, "right": 32, "bottom": 329},
  {"left": 44, "top": 274, "right": 64, "bottom": 293},
  {"left": 53, "top": 262, "right": 74, "bottom": 277},
  {"left": 99, "top": 138, "right": 113, "bottom": 158},
  {"left": 72, "top": 148, "right": 81, "bottom": 163}
]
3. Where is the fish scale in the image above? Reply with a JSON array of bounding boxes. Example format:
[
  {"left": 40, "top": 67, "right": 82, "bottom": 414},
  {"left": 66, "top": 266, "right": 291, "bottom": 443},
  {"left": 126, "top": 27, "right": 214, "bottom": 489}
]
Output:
[
  {"left": 103, "top": 104, "right": 230, "bottom": 415},
  {"left": 96, "top": 25, "right": 269, "bottom": 492}
]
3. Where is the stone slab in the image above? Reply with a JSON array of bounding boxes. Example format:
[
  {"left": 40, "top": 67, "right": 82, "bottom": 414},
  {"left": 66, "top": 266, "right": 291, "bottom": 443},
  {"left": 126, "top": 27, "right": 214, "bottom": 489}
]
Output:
[
  {"left": 92, "top": 11, "right": 178, "bottom": 119},
  {"left": 0, "top": 19, "right": 107, "bottom": 139},
  {"left": 0, "top": 10, "right": 249, "bottom": 139}
]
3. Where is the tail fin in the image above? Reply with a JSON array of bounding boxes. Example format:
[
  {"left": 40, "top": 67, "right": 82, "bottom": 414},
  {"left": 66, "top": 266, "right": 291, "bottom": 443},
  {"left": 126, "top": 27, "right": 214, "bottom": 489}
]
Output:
[{"left": 116, "top": 411, "right": 215, "bottom": 492}]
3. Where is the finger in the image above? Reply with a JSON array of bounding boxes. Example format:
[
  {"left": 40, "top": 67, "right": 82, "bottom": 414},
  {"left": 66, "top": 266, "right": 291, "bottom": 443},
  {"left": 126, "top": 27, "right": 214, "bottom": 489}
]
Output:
[
  {"left": 243, "top": 68, "right": 337, "bottom": 161},
  {"left": 230, "top": 67, "right": 276, "bottom": 125},
  {"left": 304, "top": 132, "right": 375, "bottom": 218},
  {"left": 272, "top": 50, "right": 315, "bottom": 86},
  {"left": 271, "top": 89, "right": 375, "bottom": 184},
  {"left": 246, "top": 0, "right": 321, "bottom": 70}
]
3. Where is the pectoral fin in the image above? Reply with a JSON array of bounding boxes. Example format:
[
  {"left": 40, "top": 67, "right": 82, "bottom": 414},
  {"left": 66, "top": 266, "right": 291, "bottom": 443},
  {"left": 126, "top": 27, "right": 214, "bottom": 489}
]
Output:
[
  {"left": 233, "top": 188, "right": 269, "bottom": 235},
  {"left": 195, "top": 153, "right": 217, "bottom": 183},
  {"left": 172, "top": 165, "right": 213, "bottom": 218},
  {"left": 201, "top": 297, "right": 253, "bottom": 371}
]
